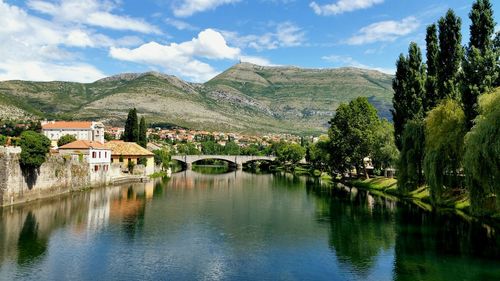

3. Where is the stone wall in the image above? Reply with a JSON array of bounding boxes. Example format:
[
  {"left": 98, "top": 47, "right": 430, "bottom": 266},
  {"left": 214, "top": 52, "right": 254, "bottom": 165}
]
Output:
[{"left": 0, "top": 147, "right": 102, "bottom": 207}]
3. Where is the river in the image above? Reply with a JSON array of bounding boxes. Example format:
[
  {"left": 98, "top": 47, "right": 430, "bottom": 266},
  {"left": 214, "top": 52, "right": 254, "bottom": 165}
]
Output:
[{"left": 0, "top": 170, "right": 499, "bottom": 281}]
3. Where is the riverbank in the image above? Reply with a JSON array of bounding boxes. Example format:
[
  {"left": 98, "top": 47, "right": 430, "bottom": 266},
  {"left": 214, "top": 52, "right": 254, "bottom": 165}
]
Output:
[{"left": 347, "top": 177, "right": 500, "bottom": 224}]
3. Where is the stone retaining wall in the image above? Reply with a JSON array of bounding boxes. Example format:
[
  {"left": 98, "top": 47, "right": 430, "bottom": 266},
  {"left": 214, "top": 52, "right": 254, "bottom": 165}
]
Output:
[{"left": 0, "top": 147, "right": 99, "bottom": 207}]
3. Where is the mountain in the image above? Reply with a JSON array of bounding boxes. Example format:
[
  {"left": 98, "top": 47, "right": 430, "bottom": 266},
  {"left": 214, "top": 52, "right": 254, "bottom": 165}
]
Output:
[{"left": 0, "top": 63, "right": 394, "bottom": 134}]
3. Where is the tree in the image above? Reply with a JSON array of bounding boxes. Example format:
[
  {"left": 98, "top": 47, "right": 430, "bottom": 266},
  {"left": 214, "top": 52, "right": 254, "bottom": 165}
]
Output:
[
  {"left": 391, "top": 43, "right": 425, "bottom": 150},
  {"left": 463, "top": 89, "right": 500, "bottom": 216},
  {"left": 176, "top": 142, "right": 200, "bottom": 155},
  {"left": 201, "top": 140, "right": 223, "bottom": 155},
  {"left": 276, "top": 142, "right": 306, "bottom": 166},
  {"left": 494, "top": 31, "right": 500, "bottom": 87},
  {"left": 462, "top": 0, "right": 497, "bottom": 129},
  {"left": 123, "top": 108, "right": 138, "bottom": 142},
  {"left": 328, "top": 97, "right": 381, "bottom": 178},
  {"left": 371, "top": 120, "right": 399, "bottom": 172},
  {"left": 224, "top": 141, "right": 240, "bottom": 155},
  {"left": 437, "top": 9, "right": 463, "bottom": 100},
  {"left": 424, "top": 99, "right": 467, "bottom": 206},
  {"left": 391, "top": 54, "right": 409, "bottom": 150},
  {"left": 425, "top": 24, "right": 440, "bottom": 112},
  {"left": 57, "top": 134, "right": 76, "bottom": 147},
  {"left": 397, "top": 119, "right": 425, "bottom": 193},
  {"left": 19, "top": 131, "right": 51, "bottom": 169},
  {"left": 308, "top": 135, "right": 330, "bottom": 171},
  {"left": 0, "top": 134, "right": 7, "bottom": 146},
  {"left": 138, "top": 116, "right": 147, "bottom": 148},
  {"left": 154, "top": 148, "right": 171, "bottom": 171},
  {"left": 104, "top": 132, "right": 115, "bottom": 141}
]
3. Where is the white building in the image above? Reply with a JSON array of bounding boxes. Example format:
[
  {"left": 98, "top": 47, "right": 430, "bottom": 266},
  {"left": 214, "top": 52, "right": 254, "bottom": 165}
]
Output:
[
  {"left": 42, "top": 121, "right": 105, "bottom": 147},
  {"left": 58, "top": 140, "right": 112, "bottom": 185}
]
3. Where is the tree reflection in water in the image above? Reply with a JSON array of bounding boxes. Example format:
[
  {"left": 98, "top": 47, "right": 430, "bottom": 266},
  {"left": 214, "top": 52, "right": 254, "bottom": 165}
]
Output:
[{"left": 17, "top": 212, "right": 47, "bottom": 266}]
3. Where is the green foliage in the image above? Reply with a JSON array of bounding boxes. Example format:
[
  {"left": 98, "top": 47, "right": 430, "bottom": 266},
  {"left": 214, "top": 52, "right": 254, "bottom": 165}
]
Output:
[
  {"left": 104, "top": 132, "right": 114, "bottom": 141},
  {"left": 276, "top": 142, "right": 305, "bottom": 165},
  {"left": 154, "top": 148, "right": 171, "bottom": 171},
  {"left": 57, "top": 134, "right": 76, "bottom": 147},
  {"left": 224, "top": 141, "right": 240, "bottom": 155},
  {"left": 138, "top": 157, "right": 148, "bottom": 166},
  {"left": 138, "top": 116, "right": 147, "bottom": 148},
  {"left": 372, "top": 120, "right": 399, "bottom": 170},
  {"left": 127, "top": 160, "right": 135, "bottom": 173},
  {"left": 119, "top": 154, "right": 124, "bottom": 163},
  {"left": 176, "top": 142, "right": 200, "bottom": 155},
  {"left": 201, "top": 140, "right": 223, "bottom": 155},
  {"left": 425, "top": 24, "right": 440, "bottom": 112},
  {"left": 328, "top": 97, "right": 381, "bottom": 177},
  {"left": 437, "top": 9, "right": 463, "bottom": 100},
  {"left": 123, "top": 108, "right": 138, "bottom": 142},
  {"left": 464, "top": 90, "right": 500, "bottom": 216},
  {"left": 494, "top": 31, "right": 500, "bottom": 87},
  {"left": 462, "top": 0, "right": 497, "bottom": 129},
  {"left": 0, "top": 134, "right": 6, "bottom": 146},
  {"left": 391, "top": 43, "right": 425, "bottom": 149},
  {"left": 307, "top": 135, "right": 330, "bottom": 171},
  {"left": 397, "top": 119, "right": 425, "bottom": 193},
  {"left": 424, "top": 99, "right": 467, "bottom": 205},
  {"left": 19, "top": 131, "right": 51, "bottom": 169}
]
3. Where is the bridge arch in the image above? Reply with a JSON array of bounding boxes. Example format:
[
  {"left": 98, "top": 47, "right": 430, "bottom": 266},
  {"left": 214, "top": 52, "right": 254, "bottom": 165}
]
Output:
[{"left": 171, "top": 155, "right": 276, "bottom": 170}]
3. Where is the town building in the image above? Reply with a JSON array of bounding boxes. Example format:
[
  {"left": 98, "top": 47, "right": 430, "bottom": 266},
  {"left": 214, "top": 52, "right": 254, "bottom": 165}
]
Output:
[
  {"left": 58, "top": 140, "right": 112, "bottom": 185},
  {"left": 42, "top": 121, "right": 105, "bottom": 147},
  {"left": 104, "top": 140, "right": 155, "bottom": 175}
]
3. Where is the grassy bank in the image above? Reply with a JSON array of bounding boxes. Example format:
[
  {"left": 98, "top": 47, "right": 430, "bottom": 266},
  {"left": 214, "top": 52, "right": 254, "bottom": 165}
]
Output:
[{"left": 348, "top": 177, "right": 496, "bottom": 220}]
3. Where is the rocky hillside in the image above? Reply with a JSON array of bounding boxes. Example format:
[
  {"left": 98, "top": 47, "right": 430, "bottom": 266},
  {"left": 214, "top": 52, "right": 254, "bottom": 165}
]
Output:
[{"left": 0, "top": 63, "right": 394, "bottom": 134}]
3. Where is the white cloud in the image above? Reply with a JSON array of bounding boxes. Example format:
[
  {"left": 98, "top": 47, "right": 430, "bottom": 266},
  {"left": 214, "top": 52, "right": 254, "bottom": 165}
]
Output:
[
  {"left": 27, "top": 0, "right": 161, "bottom": 34},
  {"left": 345, "top": 16, "right": 420, "bottom": 45},
  {"left": 221, "top": 22, "right": 305, "bottom": 51},
  {"left": 0, "top": 0, "right": 110, "bottom": 82},
  {"left": 322, "top": 55, "right": 394, "bottom": 74},
  {"left": 109, "top": 29, "right": 241, "bottom": 82},
  {"left": 310, "top": 0, "right": 383, "bottom": 16},
  {"left": 239, "top": 56, "right": 275, "bottom": 66},
  {"left": 165, "top": 18, "right": 198, "bottom": 31},
  {"left": 0, "top": 60, "right": 105, "bottom": 82},
  {"left": 172, "top": 0, "right": 240, "bottom": 17}
]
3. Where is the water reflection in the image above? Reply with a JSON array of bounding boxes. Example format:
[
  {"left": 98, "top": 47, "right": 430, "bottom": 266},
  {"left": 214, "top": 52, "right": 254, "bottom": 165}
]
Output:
[
  {"left": 17, "top": 212, "right": 47, "bottom": 266},
  {"left": 0, "top": 171, "right": 499, "bottom": 281}
]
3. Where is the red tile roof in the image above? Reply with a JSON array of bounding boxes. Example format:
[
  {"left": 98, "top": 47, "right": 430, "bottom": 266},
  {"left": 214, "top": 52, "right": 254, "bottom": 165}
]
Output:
[
  {"left": 42, "top": 121, "right": 93, "bottom": 129},
  {"left": 58, "top": 140, "right": 107, "bottom": 150}
]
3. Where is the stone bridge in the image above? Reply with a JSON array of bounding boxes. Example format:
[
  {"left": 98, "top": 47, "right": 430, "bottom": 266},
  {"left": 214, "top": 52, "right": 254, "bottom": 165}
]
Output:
[{"left": 171, "top": 155, "right": 276, "bottom": 170}]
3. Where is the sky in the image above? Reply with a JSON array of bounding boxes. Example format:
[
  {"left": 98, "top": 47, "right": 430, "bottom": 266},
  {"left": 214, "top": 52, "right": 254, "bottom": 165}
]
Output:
[{"left": 1, "top": 0, "right": 499, "bottom": 83}]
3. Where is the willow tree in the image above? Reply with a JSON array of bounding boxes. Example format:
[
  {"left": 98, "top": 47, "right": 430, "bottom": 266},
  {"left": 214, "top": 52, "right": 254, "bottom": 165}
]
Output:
[
  {"left": 464, "top": 89, "right": 500, "bottom": 216},
  {"left": 462, "top": 0, "right": 497, "bottom": 129},
  {"left": 424, "top": 99, "right": 467, "bottom": 206},
  {"left": 437, "top": 9, "right": 463, "bottom": 100},
  {"left": 397, "top": 119, "right": 425, "bottom": 193}
]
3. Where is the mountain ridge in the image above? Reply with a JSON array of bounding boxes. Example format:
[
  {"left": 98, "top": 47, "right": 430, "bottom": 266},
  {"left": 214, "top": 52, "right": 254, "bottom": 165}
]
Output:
[{"left": 0, "top": 63, "right": 394, "bottom": 135}]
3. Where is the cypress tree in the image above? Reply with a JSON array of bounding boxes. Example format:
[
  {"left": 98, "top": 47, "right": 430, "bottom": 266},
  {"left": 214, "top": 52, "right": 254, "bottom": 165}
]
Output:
[
  {"left": 462, "top": 0, "right": 497, "bottom": 129},
  {"left": 138, "top": 116, "right": 147, "bottom": 148},
  {"left": 391, "top": 43, "right": 425, "bottom": 150},
  {"left": 437, "top": 9, "right": 463, "bottom": 101},
  {"left": 493, "top": 31, "right": 500, "bottom": 87},
  {"left": 124, "top": 108, "right": 138, "bottom": 142},
  {"left": 425, "top": 24, "right": 439, "bottom": 112},
  {"left": 391, "top": 54, "right": 408, "bottom": 150}
]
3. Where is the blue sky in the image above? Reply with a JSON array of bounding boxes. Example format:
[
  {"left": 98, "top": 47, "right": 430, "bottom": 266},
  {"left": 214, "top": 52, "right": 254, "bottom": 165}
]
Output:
[{"left": 1, "top": 0, "right": 499, "bottom": 83}]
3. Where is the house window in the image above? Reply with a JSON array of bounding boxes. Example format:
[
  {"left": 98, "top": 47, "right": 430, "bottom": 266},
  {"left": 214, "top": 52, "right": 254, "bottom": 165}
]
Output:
[
  {"left": 105, "top": 152, "right": 107, "bottom": 158},
  {"left": 94, "top": 165, "right": 99, "bottom": 171},
  {"left": 99, "top": 151, "right": 101, "bottom": 158},
  {"left": 92, "top": 152, "right": 96, "bottom": 158}
]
